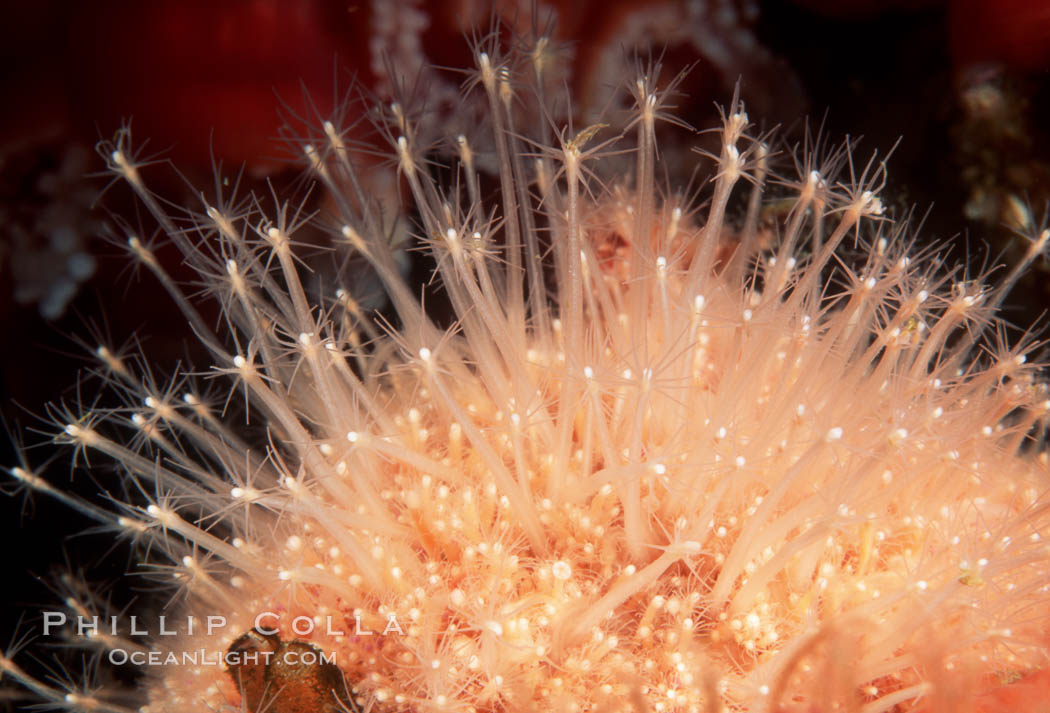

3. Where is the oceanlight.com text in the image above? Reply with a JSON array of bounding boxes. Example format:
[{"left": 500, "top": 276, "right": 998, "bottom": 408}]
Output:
[{"left": 107, "top": 648, "right": 338, "bottom": 667}]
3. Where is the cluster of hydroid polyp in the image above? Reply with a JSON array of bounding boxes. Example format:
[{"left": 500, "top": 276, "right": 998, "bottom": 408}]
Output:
[{"left": 5, "top": 23, "right": 1050, "bottom": 713}]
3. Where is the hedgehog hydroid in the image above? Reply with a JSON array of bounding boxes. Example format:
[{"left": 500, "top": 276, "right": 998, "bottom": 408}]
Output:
[{"left": 5, "top": 23, "right": 1050, "bottom": 713}]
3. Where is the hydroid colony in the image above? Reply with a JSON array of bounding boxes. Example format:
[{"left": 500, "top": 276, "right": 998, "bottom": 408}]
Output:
[{"left": 5, "top": 21, "right": 1050, "bottom": 713}]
